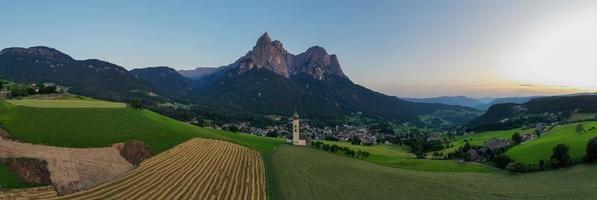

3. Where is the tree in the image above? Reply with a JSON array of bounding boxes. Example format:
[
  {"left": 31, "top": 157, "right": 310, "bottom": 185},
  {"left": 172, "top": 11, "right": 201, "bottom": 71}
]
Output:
[
  {"left": 350, "top": 136, "right": 361, "bottom": 145},
  {"left": 576, "top": 124, "right": 585, "bottom": 134},
  {"left": 550, "top": 144, "right": 573, "bottom": 168},
  {"left": 583, "top": 137, "right": 597, "bottom": 163},
  {"left": 129, "top": 99, "right": 144, "bottom": 109},
  {"left": 512, "top": 132, "right": 522, "bottom": 144},
  {"left": 330, "top": 144, "right": 339, "bottom": 153},
  {"left": 506, "top": 162, "right": 527, "bottom": 173},
  {"left": 494, "top": 154, "right": 514, "bottom": 169},
  {"left": 361, "top": 151, "right": 370, "bottom": 159}
]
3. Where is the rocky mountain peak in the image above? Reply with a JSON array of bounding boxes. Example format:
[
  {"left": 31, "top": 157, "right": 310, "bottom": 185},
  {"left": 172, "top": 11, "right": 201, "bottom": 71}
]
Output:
[
  {"left": 234, "top": 33, "right": 346, "bottom": 80},
  {"left": 240, "top": 32, "right": 292, "bottom": 77}
]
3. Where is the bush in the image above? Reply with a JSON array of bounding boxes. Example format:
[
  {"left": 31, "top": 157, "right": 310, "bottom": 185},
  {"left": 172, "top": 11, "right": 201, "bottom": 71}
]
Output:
[
  {"left": 506, "top": 162, "right": 527, "bottom": 173},
  {"left": 493, "top": 154, "right": 514, "bottom": 169},
  {"left": 583, "top": 137, "right": 597, "bottom": 163},
  {"left": 129, "top": 99, "right": 144, "bottom": 109},
  {"left": 550, "top": 144, "right": 573, "bottom": 168},
  {"left": 511, "top": 132, "right": 522, "bottom": 144},
  {"left": 330, "top": 144, "right": 339, "bottom": 153}
]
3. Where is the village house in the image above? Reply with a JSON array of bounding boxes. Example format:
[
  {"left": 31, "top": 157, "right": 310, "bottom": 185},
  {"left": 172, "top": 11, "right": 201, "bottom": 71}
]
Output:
[{"left": 478, "top": 139, "right": 510, "bottom": 157}]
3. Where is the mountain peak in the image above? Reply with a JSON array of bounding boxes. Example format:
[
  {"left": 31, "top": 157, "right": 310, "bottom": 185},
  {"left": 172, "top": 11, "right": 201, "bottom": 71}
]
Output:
[
  {"left": 0, "top": 46, "right": 73, "bottom": 61},
  {"left": 233, "top": 33, "right": 346, "bottom": 80}
]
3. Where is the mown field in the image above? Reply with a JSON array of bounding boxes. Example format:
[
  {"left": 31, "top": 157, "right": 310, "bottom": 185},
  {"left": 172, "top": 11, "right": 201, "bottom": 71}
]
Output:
[
  {"left": 0, "top": 99, "right": 284, "bottom": 191},
  {"left": 1, "top": 139, "right": 266, "bottom": 200},
  {"left": 5, "top": 94, "right": 126, "bottom": 108},
  {"left": 269, "top": 145, "right": 597, "bottom": 200},
  {"left": 322, "top": 141, "right": 493, "bottom": 172},
  {"left": 506, "top": 121, "right": 597, "bottom": 164},
  {"left": 0, "top": 100, "right": 284, "bottom": 154}
]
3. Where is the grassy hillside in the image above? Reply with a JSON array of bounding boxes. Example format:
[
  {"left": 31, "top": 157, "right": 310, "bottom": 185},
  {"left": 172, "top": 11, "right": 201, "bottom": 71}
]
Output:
[
  {"left": 5, "top": 99, "right": 126, "bottom": 108},
  {"left": 439, "top": 128, "right": 532, "bottom": 154},
  {"left": 269, "top": 145, "right": 597, "bottom": 200},
  {"left": 0, "top": 100, "right": 283, "bottom": 154},
  {"left": 0, "top": 99, "right": 285, "bottom": 190},
  {"left": 506, "top": 121, "right": 597, "bottom": 164},
  {"left": 322, "top": 141, "right": 493, "bottom": 172}
]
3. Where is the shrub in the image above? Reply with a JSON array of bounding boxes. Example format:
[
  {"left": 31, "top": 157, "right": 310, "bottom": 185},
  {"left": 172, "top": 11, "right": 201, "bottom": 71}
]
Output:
[
  {"left": 506, "top": 162, "right": 527, "bottom": 173},
  {"left": 493, "top": 154, "right": 514, "bottom": 169},
  {"left": 511, "top": 132, "right": 522, "bottom": 144},
  {"left": 583, "top": 137, "right": 597, "bottom": 163},
  {"left": 550, "top": 144, "right": 573, "bottom": 168},
  {"left": 330, "top": 144, "right": 339, "bottom": 153}
]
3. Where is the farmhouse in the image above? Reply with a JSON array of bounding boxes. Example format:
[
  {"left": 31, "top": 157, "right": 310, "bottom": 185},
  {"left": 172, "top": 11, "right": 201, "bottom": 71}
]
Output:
[{"left": 478, "top": 139, "right": 509, "bottom": 156}]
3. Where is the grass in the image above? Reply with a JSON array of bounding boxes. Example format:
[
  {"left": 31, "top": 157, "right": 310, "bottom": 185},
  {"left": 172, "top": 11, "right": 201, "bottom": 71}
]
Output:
[
  {"left": 0, "top": 163, "right": 42, "bottom": 189},
  {"left": 0, "top": 101, "right": 284, "bottom": 154},
  {"left": 0, "top": 100, "right": 285, "bottom": 189},
  {"left": 506, "top": 121, "right": 597, "bottom": 164},
  {"left": 321, "top": 140, "right": 493, "bottom": 172},
  {"left": 268, "top": 145, "right": 597, "bottom": 200},
  {"left": 567, "top": 113, "right": 596, "bottom": 122},
  {"left": 439, "top": 128, "right": 532, "bottom": 154},
  {"left": 5, "top": 98, "right": 126, "bottom": 108}
]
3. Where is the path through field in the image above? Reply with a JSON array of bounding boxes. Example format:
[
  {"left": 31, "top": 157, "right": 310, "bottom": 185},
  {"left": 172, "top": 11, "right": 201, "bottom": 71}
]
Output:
[{"left": 0, "top": 138, "right": 266, "bottom": 200}]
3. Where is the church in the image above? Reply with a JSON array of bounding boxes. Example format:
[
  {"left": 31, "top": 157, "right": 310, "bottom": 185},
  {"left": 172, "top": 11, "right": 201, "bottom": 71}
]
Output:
[{"left": 290, "top": 112, "right": 307, "bottom": 146}]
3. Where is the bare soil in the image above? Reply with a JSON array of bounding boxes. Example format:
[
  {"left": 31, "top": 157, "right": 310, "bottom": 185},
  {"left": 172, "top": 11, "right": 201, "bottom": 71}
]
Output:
[
  {"left": 6, "top": 158, "right": 51, "bottom": 185},
  {"left": 0, "top": 138, "right": 134, "bottom": 195},
  {"left": 117, "top": 140, "right": 152, "bottom": 166}
]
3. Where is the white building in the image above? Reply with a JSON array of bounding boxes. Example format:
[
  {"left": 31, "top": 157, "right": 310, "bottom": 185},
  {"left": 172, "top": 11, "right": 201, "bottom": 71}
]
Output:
[{"left": 292, "top": 112, "right": 306, "bottom": 146}]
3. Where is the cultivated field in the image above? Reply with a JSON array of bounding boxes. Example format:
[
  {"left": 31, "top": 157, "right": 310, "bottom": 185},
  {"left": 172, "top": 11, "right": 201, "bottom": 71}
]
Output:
[
  {"left": 269, "top": 145, "right": 597, "bottom": 200},
  {"left": 0, "top": 138, "right": 133, "bottom": 195},
  {"left": 0, "top": 139, "right": 266, "bottom": 199}
]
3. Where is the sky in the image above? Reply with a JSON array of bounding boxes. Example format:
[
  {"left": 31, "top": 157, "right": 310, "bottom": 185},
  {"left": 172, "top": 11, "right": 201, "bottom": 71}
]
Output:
[{"left": 1, "top": 0, "right": 596, "bottom": 98}]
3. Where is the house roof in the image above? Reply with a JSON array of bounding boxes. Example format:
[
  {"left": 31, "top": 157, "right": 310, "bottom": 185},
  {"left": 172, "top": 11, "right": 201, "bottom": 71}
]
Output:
[{"left": 481, "top": 139, "right": 509, "bottom": 152}]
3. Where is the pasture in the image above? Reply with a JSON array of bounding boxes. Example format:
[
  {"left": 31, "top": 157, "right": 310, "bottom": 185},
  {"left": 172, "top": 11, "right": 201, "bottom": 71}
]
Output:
[
  {"left": 506, "top": 121, "right": 597, "bottom": 164},
  {"left": 322, "top": 141, "right": 493, "bottom": 172},
  {"left": 269, "top": 145, "right": 597, "bottom": 200},
  {"left": 5, "top": 99, "right": 126, "bottom": 108},
  {"left": 439, "top": 128, "right": 532, "bottom": 154}
]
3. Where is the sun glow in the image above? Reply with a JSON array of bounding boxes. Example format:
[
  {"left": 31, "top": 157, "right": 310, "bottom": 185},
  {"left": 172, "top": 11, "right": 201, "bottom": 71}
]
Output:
[{"left": 502, "top": 5, "right": 597, "bottom": 91}]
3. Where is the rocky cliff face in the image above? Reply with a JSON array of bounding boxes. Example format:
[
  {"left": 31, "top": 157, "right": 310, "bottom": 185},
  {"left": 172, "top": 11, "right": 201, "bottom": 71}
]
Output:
[{"left": 233, "top": 32, "right": 346, "bottom": 80}]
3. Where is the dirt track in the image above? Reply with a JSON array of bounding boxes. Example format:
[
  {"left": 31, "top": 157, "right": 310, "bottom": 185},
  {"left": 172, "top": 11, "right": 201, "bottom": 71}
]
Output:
[{"left": 0, "top": 138, "right": 133, "bottom": 195}]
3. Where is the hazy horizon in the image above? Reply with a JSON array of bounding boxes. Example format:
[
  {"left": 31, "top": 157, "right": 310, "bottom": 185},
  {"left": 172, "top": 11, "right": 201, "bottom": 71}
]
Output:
[{"left": 2, "top": 0, "right": 596, "bottom": 98}]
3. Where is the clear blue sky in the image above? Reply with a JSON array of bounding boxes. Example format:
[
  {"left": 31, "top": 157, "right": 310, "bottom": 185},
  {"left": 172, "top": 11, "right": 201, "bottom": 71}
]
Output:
[{"left": 2, "top": 0, "right": 595, "bottom": 98}]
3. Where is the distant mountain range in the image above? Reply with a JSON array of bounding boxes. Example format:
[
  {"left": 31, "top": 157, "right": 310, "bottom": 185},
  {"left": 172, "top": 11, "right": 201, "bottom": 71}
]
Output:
[
  {"left": 467, "top": 95, "right": 597, "bottom": 131},
  {"left": 0, "top": 33, "right": 481, "bottom": 127},
  {"left": 405, "top": 96, "right": 540, "bottom": 110},
  {"left": 0, "top": 47, "right": 152, "bottom": 101}
]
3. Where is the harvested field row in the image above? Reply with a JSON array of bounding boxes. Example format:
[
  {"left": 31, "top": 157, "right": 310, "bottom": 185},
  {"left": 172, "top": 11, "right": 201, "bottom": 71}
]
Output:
[
  {"left": 0, "top": 138, "right": 266, "bottom": 200},
  {"left": 0, "top": 186, "right": 57, "bottom": 199}
]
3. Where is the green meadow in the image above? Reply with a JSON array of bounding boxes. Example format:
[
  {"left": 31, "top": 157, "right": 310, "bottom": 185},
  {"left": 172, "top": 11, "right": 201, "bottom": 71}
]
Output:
[
  {"left": 506, "top": 121, "right": 597, "bottom": 164},
  {"left": 439, "top": 128, "right": 532, "bottom": 154},
  {"left": 2, "top": 98, "right": 597, "bottom": 199},
  {"left": 269, "top": 145, "right": 597, "bottom": 200},
  {"left": 5, "top": 97, "right": 126, "bottom": 108},
  {"left": 321, "top": 140, "right": 493, "bottom": 172}
]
